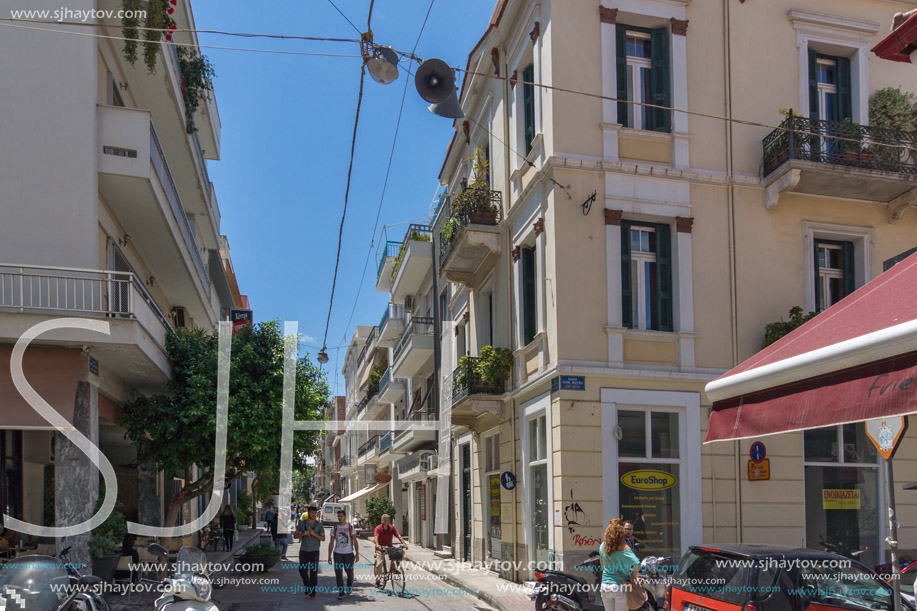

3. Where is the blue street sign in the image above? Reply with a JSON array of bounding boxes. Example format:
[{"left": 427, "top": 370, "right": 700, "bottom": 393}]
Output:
[
  {"left": 750, "top": 442, "right": 766, "bottom": 463},
  {"left": 500, "top": 471, "right": 517, "bottom": 490},
  {"left": 551, "top": 375, "right": 586, "bottom": 392},
  {"left": 89, "top": 357, "right": 99, "bottom": 376}
]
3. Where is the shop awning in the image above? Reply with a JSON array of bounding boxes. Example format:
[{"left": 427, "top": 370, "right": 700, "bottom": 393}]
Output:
[
  {"left": 339, "top": 483, "right": 386, "bottom": 503},
  {"left": 705, "top": 251, "right": 917, "bottom": 442}
]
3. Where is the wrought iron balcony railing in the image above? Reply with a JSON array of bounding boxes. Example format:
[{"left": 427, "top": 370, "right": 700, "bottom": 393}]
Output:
[
  {"left": 358, "top": 435, "right": 379, "bottom": 457},
  {"left": 439, "top": 187, "right": 503, "bottom": 265},
  {"left": 339, "top": 455, "right": 353, "bottom": 468},
  {"left": 357, "top": 327, "right": 376, "bottom": 368},
  {"left": 451, "top": 356, "right": 505, "bottom": 405},
  {"left": 378, "top": 302, "right": 405, "bottom": 332},
  {"left": 391, "top": 225, "right": 433, "bottom": 282},
  {"left": 379, "top": 432, "right": 392, "bottom": 453},
  {"left": 393, "top": 316, "right": 435, "bottom": 362},
  {"left": 376, "top": 241, "right": 402, "bottom": 281},
  {"left": 397, "top": 451, "right": 434, "bottom": 476},
  {"left": 763, "top": 115, "right": 917, "bottom": 177}
]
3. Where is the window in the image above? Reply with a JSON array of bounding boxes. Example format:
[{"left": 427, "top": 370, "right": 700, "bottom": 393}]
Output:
[
  {"left": 522, "top": 65, "right": 535, "bottom": 155},
  {"left": 616, "top": 26, "right": 669, "bottom": 132},
  {"left": 815, "top": 240, "right": 853, "bottom": 312},
  {"left": 621, "top": 221, "right": 672, "bottom": 331},
  {"left": 809, "top": 51, "right": 851, "bottom": 123},
  {"left": 527, "top": 415, "right": 549, "bottom": 563},
  {"left": 439, "top": 290, "right": 448, "bottom": 324},
  {"left": 484, "top": 433, "right": 501, "bottom": 560},
  {"left": 521, "top": 246, "right": 537, "bottom": 344}
]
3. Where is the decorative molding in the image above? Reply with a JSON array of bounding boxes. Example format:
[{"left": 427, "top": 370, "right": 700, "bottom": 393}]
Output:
[
  {"left": 462, "top": 120, "right": 470, "bottom": 144},
  {"left": 529, "top": 21, "right": 541, "bottom": 44},
  {"left": 463, "top": 311, "right": 471, "bottom": 323},
  {"left": 671, "top": 18, "right": 689, "bottom": 36},
  {"left": 675, "top": 216, "right": 694, "bottom": 233},
  {"left": 786, "top": 9, "right": 880, "bottom": 35},
  {"left": 604, "top": 209, "right": 623, "bottom": 226},
  {"left": 512, "top": 245, "right": 522, "bottom": 262},
  {"left": 599, "top": 6, "right": 618, "bottom": 24},
  {"left": 765, "top": 168, "right": 801, "bottom": 210},
  {"left": 889, "top": 187, "right": 917, "bottom": 222},
  {"left": 509, "top": 69, "right": 519, "bottom": 89},
  {"left": 533, "top": 217, "right": 545, "bottom": 235},
  {"left": 491, "top": 47, "right": 500, "bottom": 77}
]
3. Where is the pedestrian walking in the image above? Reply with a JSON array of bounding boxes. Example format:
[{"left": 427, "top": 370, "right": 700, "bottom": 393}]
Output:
[
  {"left": 598, "top": 518, "right": 640, "bottom": 611},
  {"left": 220, "top": 505, "right": 236, "bottom": 552},
  {"left": 328, "top": 509, "right": 359, "bottom": 600},
  {"left": 294, "top": 505, "right": 325, "bottom": 599},
  {"left": 373, "top": 514, "right": 408, "bottom": 588},
  {"left": 265, "top": 503, "right": 289, "bottom": 560}
]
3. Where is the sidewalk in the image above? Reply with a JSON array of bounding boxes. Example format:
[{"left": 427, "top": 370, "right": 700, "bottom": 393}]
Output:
[
  {"left": 107, "top": 526, "right": 265, "bottom": 611},
  {"left": 403, "top": 544, "right": 532, "bottom": 611}
]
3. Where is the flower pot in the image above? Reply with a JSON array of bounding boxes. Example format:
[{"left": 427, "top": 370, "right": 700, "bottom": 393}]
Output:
[
  {"left": 235, "top": 555, "right": 279, "bottom": 573},
  {"left": 469, "top": 211, "right": 497, "bottom": 225},
  {"left": 91, "top": 554, "right": 120, "bottom": 583}
]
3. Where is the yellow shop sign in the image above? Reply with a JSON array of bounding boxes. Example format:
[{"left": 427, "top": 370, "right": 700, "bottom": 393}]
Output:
[
  {"left": 620, "top": 470, "right": 677, "bottom": 491},
  {"left": 822, "top": 489, "right": 860, "bottom": 510}
]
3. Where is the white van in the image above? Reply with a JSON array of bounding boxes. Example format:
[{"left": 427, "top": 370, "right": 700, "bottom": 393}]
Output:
[{"left": 320, "top": 503, "right": 346, "bottom": 525}]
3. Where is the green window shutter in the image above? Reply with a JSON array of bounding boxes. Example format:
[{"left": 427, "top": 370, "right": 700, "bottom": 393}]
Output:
[
  {"left": 837, "top": 57, "right": 852, "bottom": 121},
  {"left": 616, "top": 25, "right": 628, "bottom": 125},
  {"left": 808, "top": 48, "right": 819, "bottom": 120},
  {"left": 522, "top": 247, "right": 536, "bottom": 344},
  {"left": 842, "top": 241, "right": 855, "bottom": 297},
  {"left": 814, "top": 241, "right": 823, "bottom": 312},
  {"left": 523, "top": 65, "right": 535, "bottom": 156},
  {"left": 650, "top": 28, "right": 670, "bottom": 132},
  {"left": 655, "top": 223, "right": 673, "bottom": 331},
  {"left": 621, "top": 221, "right": 633, "bottom": 329}
]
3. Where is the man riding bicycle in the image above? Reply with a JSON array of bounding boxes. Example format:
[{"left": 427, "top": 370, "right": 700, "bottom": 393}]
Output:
[{"left": 373, "top": 514, "right": 408, "bottom": 586}]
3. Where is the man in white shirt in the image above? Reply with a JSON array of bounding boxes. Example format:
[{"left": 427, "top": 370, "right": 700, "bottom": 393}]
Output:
[{"left": 328, "top": 509, "right": 360, "bottom": 600}]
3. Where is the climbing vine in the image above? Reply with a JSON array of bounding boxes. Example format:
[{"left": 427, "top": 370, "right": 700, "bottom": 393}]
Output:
[{"left": 176, "top": 45, "right": 216, "bottom": 133}]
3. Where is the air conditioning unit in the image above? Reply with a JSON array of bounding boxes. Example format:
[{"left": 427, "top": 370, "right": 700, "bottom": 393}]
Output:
[
  {"left": 404, "top": 296, "right": 413, "bottom": 311},
  {"left": 171, "top": 307, "right": 187, "bottom": 328}
]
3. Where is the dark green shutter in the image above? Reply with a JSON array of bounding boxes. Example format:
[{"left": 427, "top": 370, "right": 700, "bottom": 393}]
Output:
[
  {"left": 655, "top": 223, "right": 673, "bottom": 331},
  {"left": 808, "top": 48, "right": 819, "bottom": 120},
  {"left": 814, "top": 241, "right": 823, "bottom": 312},
  {"left": 522, "top": 247, "right": 536, "bottom": 344},
  {"left": 523, "top": 65, "right": 535, "bottom": 156},
  {"left": 650, "top": 28, "right": 670, "bottom": 132},
  {"left": 616, "top": 25, "right": 628, "bottom": 126},
  {"left": 842, "top": 241, "right": 855, "bottom": 297},
  {"left": 837, "top": 57, "right": 852, "bottom": 121},
  {"left": 621, "top": 221, "right": 633, "bottom": 329}
]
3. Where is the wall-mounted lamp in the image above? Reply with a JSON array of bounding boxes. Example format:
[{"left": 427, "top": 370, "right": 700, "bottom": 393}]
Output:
[{"left": 118, "top": 234, "right": 131, "bottom": 247}]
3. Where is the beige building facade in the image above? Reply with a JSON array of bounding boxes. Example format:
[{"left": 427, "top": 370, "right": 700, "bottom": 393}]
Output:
[{"left": 430, "top": 0, "right": 917, "bottom": 582}]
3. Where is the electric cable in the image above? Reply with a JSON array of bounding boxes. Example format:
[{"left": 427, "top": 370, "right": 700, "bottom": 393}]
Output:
[{"left": 326, "top": 0, "right": 362, "bottom": 36}]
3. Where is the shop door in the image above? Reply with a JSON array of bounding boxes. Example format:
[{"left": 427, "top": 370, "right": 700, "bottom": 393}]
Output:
[{"left": 462, "top": 444, "right": 472, "bottom": 561}]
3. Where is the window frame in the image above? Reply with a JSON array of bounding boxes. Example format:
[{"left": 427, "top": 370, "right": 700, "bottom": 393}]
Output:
[
  {"left": 621, "top": 220, "right": 673, "bottom": 332},
  {"left": 802, "top": 222, "right": 872, "bottom": 314},
  {"left": 522, "top": 64, "right": 536, "bottom": 156}
]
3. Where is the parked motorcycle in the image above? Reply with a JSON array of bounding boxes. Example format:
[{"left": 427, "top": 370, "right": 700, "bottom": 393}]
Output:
[
  {"left": 146, "top": 544, "right": 218, "bottom": 611},
  {"left": 0, "top": 553, "right": 99, "bottom": 611},
  {"left": 819, "top": 536, "right": 868, "bottom": 560},
  {"left": 531, "top": 552, "right": 661, "bottom": 611},
  {"left": 352, "top": 513, "right": 367, "bottom": 531},
  {"left": 56, "top": 546, "right": 110, "bottom": 611}
]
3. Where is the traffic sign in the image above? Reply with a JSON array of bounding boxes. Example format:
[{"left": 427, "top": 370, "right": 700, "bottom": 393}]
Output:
[
  {"left": 500, "top": 471, "right": 517, "bottom": 490},
  {"left": 865, "top": 416, "right": 908, "bottom": 460},
  {"left": 748, "top": 458, "right": 770, "bottom": 481},
  {"left": 750, "top": 441, "right": 766, "bottom": 463}
]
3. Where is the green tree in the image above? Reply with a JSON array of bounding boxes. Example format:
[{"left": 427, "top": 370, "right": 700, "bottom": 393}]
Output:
[
  {"left": 121, "top": 321, "right": 328, "bottom": 534},
  {"left": 763, "top": 306, "right": 817, "bottom": 348},
  {"left": 366, "top": 496, "right": 396, "bottom": 530}
]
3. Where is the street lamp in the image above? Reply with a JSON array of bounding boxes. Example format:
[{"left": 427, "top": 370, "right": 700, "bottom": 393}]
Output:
[
  {"left": 317, "top": 347, "right": 329, "bottom": 364},
  {"left": 366, "top": 45, "right": 399, "bottom": 84}
]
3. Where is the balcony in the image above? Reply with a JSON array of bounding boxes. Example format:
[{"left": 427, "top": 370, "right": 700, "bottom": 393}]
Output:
[
  {"left": 391, "top": 317, "right": 435, "bottom": 379},
  {"left": 97, "top": 106, "right": 212, "bottom": 322},
  {"left": 0, "top": 265, "right": 173, "bottom": 388},
  {"left": 377, "top": 303, "right": 406, "bottom": 347},
  {"left": 397, "top": 451, "right": 436, "bottom": 482},
  {"left": 378, "top": 367, "right": 406, "bottom": 404},
  {"left": 357, "top": 435, "right": 380, "bottom": 464},
  {"left": 340, "top": 455, "right": 357, "bottom": 476},
  {"left": 390, "top": 225, "right": 433, "bottom": 304},
  {"left": 379, "top": 432, "right": 392, "bottom": 453},
  {"left": 449, "top": 356, "right": 505, "bottom": 427},
  {"left": 762, "top": 115, "right": 917, "bottom": 213},
  {"left": 392, "top": 389, "right": 437, "bottom": 452},
  {"left": 376, "top": 241, "right": 402, "bottom": 293},
  {"left": 439, "top": 188, "right": 503, "bottom": 284},
  {"left": 377, "top": 431, "right": 404, "bottom": 463}
]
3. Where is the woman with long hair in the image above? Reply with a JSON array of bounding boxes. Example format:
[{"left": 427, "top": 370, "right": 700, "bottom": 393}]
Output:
[
  {"left": 220, "top": 505, "right": 236, "bottom": 551},
  {"left": 598, "top": 518, "right": 640, "bottom": 611}
]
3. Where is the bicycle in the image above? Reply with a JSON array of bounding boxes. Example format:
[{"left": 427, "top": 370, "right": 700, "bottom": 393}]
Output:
[{"left": 374, "top": 544, "right": 406, "bottom": 597}]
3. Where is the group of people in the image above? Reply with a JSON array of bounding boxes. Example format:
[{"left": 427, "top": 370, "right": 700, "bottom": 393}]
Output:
[{"left": 288, "top": 505, "right": 407, "bottom": 600}]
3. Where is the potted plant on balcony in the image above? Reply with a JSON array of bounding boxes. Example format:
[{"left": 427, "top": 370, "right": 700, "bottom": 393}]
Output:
[
  {"left": 452, "top": 148, "right": 499, "bottom": 225},
  {"left": 835, "top": 118, "right": 871, "bottom": 166},
  {"left": 368, "top": 367, "right": 384, "bottom": 396},
  {"left": 869, "top": 86, "right": 917, "bottom": 166},
  {"left": 478, "top": 345, "right": 513, "bottom": 388}
]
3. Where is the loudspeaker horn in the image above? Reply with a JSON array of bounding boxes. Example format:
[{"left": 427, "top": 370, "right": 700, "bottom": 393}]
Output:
[
  {"left": 428, "top": 89, "right": 464, "bottom": 119},
  {"left": 415, "top": 58, "right": 457, "bottom": 104}
]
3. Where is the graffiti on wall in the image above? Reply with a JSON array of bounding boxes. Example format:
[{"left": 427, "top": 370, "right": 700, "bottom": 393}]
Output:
[{"left": 564, "top": 488, "right": 589, "bottom": 534}]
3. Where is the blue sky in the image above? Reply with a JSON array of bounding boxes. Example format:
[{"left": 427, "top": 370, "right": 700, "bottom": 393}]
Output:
[{"left": 194, "top": 1, "right": 493, "bottom": 395}]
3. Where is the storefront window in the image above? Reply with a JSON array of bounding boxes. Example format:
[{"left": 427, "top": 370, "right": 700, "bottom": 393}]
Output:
[
  {"left": 1, "top": 431, "right": 23, "bottom": 521},
  {"left": 804, "top": 424, "right": 879, "bottom": 568},
  {"left": 618, "top": 409, "right": 681, "bottom": 558},
  {"left": 484, "top": 434, "right": 501, "bottom": 561},
  {"left": 529, "top": 415, "right": 549, "bottom": 564}
]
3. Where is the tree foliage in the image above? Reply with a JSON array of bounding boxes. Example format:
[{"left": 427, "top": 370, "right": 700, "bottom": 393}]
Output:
[
  {"left": 121, "top": 322, "right": 328, "bottom": 527},
  {"left": 366, "top": 496, "right": 396, "bottom": 530},
  {"left": 763, "top": 306, "right": 817, "bottom": 348}
]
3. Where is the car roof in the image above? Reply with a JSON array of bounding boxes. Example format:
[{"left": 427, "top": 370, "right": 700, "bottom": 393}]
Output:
[{"left": 688, "top": 544, "right": 854, "bottom": 562}]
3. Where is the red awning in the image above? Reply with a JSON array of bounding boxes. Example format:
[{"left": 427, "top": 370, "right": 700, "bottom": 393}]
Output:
[
  {"left": 705, "top": 251, "right": 917, "bottom": 442},
  {"left": 873, "top": 11, "right": 917, "bottom": 63}
]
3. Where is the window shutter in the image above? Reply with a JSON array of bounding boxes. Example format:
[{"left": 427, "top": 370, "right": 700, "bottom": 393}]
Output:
[
  {"left": 842, "top": 241, "right": 855, "bottom": 297},
  {"left": 808, "top": 48, "right": 819, "bottom": 120},
  {"left": 616, "top": 25, "right": 628, "bottom": 125},
  {"left": 522, "top": 65, "right": 535, "bottom": 156},
  {"left": 814, "top": 241, "right": 823, "bottom": 312},
  {"left": 522, "top": 247, "right": 536, "bottom": 344},
  {"left": 837, "top": 57, "right": 852, "bottom": 122},
  {"left": 650, "top": 28, "right": 670, "bottom": 132},
  {"left": 655, "top": 223, "right": 673, "bottom": 331},
  {"left": 621, "top": 221, "right": 633, "bottom": 329}
]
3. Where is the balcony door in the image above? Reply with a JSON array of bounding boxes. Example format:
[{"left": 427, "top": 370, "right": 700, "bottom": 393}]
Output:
[{"left": 108, "top": 240, "right": 132, "bottom": 317}]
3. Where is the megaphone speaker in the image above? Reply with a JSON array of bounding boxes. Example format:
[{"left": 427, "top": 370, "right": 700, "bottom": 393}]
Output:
[
  {"left": 428, "top": 89, "right": 464, "bottom": 119},
  {"left": 415, "top": 58, "right": 457, "bottom": 104}
]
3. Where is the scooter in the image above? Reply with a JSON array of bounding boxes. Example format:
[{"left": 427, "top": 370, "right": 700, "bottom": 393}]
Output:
[
  {"left": 146, "top": 544, "right": 218, "bottom": 611},
  {"left": 57, "top": 546, "right": 110, "bottom": 611},
  {"left": 352, "top": 513, "right": 367, "bottom": 531},
  {"left": 0, "top": 553, "right": 99, "bottom": 611},
  {"left": 819, "top": 536, "right": 868, "bottom": 560},
  {"left": 531, "top": 553, "right": 661, "bottom": 611}
]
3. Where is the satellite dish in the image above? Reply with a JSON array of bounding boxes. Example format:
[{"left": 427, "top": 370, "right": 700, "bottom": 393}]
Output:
[{"left": 366, "top": 45, "right": 399, "bottom": 85}]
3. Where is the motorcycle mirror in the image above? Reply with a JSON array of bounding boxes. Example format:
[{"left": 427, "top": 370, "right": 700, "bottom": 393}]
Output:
[
  {"left": 148, "top": 543, "right": 168, "bottom": 558},
  {"left": 589, "top": 551, "right": 600, "bottom": 558}
]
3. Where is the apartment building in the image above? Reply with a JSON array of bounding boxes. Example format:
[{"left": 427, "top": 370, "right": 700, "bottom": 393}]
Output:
[
  {"left": 0, "top": 0, "right": 240, "bottom": 566},
  {"left": 431, "top": 0, "right": 917, "bottom": 581},
  {"left": 312, "top": 396, "right": 346, "bottom": 503}
]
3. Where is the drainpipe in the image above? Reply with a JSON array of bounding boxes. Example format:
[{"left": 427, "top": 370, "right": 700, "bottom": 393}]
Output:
[
  {"left": 432, "top": 219, "right": 443, "bottom": 552},
  {"left": 723, "top": 0, "right": 743, "bottom": 543}
]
